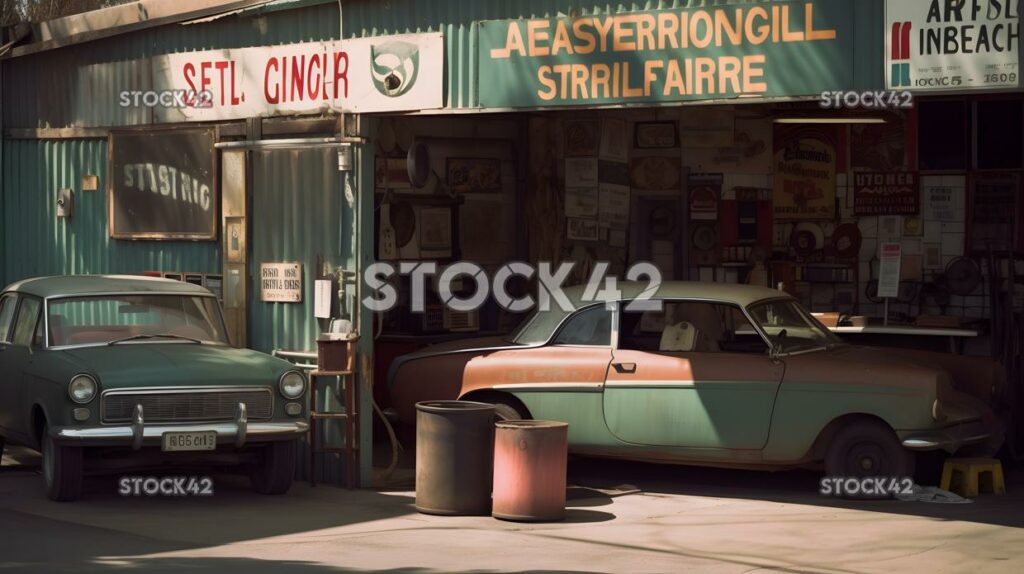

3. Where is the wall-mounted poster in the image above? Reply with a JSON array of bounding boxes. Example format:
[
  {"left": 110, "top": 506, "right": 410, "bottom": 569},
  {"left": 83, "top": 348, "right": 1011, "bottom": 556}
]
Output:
[
  {"left": 374, "top": 157, "right": 413, "bottom": 189},
  {"left": 886, "top": 0, "right": 1020, "bottom": 92},
  {"left": 598, "top": 184, "right": 630, "bottom": 229},
  {"left": 684, "top": 117, "right": 772, "bottom": 174},
  {"left": 108, "top": 127, "right": 217, "bottom": 240},
  {"left": 447, "top": 158, "right": 502, "bottom": 193},
  {"left": 599, "top": 118, "right": 629, "bottom": 162},
  {"left": 851, "top": 120, "right": 908, "bottom": 171},
  {"left": 772, "top": 125, "right": 837, "bottom": 220},
  {"left": 565, "top": 187, "right": 599, "bottom": 219},
  {"left": 688, "top": 174, "right": 722, "bottom": 221},
  {"left": 419, "top": 207, "right": 453, "bottom": 256},
  {"left": 565, "top": 158, "right": 599, "bottom": 187},
  {"left": 260, "top": 262, "right": 303, "bottom": 303},
  {"left": 631, "top": 156, "right": 682, "bottom": 191},
  {"left": 564, "top": 120, "right": 601, "bottom": 157},
  {"left": 567, "top": 217, "right": 599, "bottom": 241},
  {"left": 634, "top": 121, "right": 678, "bottom": 149},
  {"left": 853, "top": 172, "right": 919, "bottom": 215},
  {"left": 922, "top": 184, "right": 963, "bottom": 222}
]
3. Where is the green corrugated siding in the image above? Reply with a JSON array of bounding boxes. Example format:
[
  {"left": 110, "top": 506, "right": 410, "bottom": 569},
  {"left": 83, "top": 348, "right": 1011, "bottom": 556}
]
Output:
[
  {"left": 1, "top": 139, "right": 219, "bottom": 285},
  {"left": 1, "top": 0, "right": 885, "bottom": 128},
  {"left": 248, "top": 147, "right": 353, "bottom": 355}
]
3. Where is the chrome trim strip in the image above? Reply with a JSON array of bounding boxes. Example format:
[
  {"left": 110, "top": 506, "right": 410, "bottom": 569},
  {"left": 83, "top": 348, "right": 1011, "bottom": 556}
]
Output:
[
  {"left": 235, "top": 403, "right": 247, "bottom": 448},
  {"left": 131, "top": 404, "right": 144, "bottom": 450},
  {"left": 491, "top": 382, "right": 603, "bottom": 392}
]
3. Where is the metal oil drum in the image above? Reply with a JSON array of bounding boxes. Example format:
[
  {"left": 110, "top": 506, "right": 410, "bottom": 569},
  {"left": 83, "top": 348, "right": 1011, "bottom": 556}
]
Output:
[
  {"left": 492, "top": 420, "right": 569, "bottom": 521},
  {"left": 415, "top": 400, "right": 495, "bottom": 515}
]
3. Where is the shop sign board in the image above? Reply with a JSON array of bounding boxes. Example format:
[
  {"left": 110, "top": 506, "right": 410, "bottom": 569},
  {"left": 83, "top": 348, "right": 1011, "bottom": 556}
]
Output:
[
  {"left": 688, "top": 174, "right": 722, "bottom": 221},
  {"left": 108, "top": 127, "right": 217, "bottom": 240},
  {"left": 853, "top": 172, "right": 920, "bottom": 215},
  {"left": 772, "top": 126, "right": 837, "bottom": 220},
  {"left": 152, "top": 33, "right": 444, "bottom": 121},
  {"left": 878, "top": 242, "right": 903, "bottom": 299},
  {"left": 885, "top": 0, "right": 1020, "bottom": 91},
  {"left": 260, "top": 262, "right": 303, "bottom": 303},
  {"left": 478, "top": 0, "right": 855, "bottom": 108}
]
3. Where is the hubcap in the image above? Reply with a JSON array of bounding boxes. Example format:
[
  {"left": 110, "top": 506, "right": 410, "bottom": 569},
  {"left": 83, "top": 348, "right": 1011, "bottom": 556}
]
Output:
[{"left": 847, "top": 441, "right": 886, "bottom": 476}]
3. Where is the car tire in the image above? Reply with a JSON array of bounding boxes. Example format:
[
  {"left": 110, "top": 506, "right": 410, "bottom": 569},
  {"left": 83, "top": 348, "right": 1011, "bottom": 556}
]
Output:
[
  {"left": 251, "top": 439, "right": 296, "bottom": 495},
  {"left": 825, "top": 420, "right": 915, "bottom": 498},
  {"left": 42, "top": 429, "right": 83, "bottom": 502}
]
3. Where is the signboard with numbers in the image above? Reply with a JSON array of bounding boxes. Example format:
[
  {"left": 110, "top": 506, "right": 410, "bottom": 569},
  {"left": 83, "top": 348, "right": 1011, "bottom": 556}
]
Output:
[
  {"left": 260, "top": 262, "right": 303, "bottom": 303},
  {"left": 886, "top": 0, "right": 1020, "bottom": 91}
]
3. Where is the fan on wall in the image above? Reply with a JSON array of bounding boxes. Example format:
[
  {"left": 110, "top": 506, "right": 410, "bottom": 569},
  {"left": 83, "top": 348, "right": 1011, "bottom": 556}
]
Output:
[{"left": 922, "top": 256, "right": 981, "bottom": 308}]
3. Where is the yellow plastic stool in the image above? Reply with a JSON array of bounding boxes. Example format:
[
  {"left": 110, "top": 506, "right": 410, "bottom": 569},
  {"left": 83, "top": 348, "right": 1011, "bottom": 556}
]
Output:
[{"left": 940, "top": 458, "right": 1006, "bottom": 497}]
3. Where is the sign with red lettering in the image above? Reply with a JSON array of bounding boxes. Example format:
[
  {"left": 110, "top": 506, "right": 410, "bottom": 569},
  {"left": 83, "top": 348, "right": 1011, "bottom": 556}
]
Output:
[
  {"left": 853, "top": 171, "right": 919, "bottom": 215},
  {"left": 152, "top": 33, "right": 443, "bottom": 122}
]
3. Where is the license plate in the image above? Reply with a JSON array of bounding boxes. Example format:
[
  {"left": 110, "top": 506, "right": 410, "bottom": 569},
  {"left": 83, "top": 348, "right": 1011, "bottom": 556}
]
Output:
[{"left": 162, "top": 431, "right": 217, "bottom": 452}]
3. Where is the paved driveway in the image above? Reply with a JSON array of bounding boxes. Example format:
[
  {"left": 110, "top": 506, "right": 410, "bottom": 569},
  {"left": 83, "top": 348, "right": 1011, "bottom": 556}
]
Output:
[{"left": 1, "top": 446, "right": 1022, "bottom": 573}]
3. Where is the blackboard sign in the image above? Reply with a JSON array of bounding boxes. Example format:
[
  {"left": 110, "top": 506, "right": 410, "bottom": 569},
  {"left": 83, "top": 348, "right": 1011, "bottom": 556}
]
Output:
[{"left": 109, "top": 128, "right": 217, "bottom": 240}]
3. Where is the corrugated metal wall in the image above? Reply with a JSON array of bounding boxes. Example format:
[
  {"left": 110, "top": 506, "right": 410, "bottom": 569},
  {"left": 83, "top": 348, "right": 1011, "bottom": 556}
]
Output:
[
  {"left": 248, "top": 147, "right": 352, "bottom": 355},
  {"left": 1, "top": 139, "right": 220, "bottom": 282},
  {"left": 2, "top": 0, "right": 885, "bottom": 128}
]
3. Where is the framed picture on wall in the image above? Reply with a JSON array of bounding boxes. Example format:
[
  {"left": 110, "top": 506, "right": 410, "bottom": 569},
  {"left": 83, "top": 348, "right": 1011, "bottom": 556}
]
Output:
[
  {"left": 564, "top": 120, "right": 601, "bottom": 157},
  {"left": 446, "top": 158, "right": 501, "bottom": 193},
  {"left": 634, "top": 121, "right": 678, "bottom": 149},
  {"left": 419, "top": 207, "right": 453, "bottom": 256}
]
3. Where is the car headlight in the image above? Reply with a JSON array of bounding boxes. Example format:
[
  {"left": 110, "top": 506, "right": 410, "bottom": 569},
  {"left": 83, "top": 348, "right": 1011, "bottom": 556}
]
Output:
[
  {"left": 68, "top": 375, "right": 97, "bottom": 404},
  {"left": 279, "top": 371, "right": 306, "bottom": 399}
]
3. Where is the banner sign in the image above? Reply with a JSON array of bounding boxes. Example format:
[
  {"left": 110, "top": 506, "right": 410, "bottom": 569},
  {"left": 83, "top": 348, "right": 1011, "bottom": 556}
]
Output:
[
  {"left": 886, "top": 0, "right": 1020, "bottom": 91},
  {"left": 109, "top": 128, "right": 217, "bottom": 240},
  {"left": 478, "top": 0, "right": 854, "bottom": 108},
  {"left": 853, "top": 172, "right": 920, "bottom": 215},
  {"left": 773, "top": 126, "right": 837, "bottom": 220},
  {"left": 152, "top": 33, "right": 444, "bottom": 122}
]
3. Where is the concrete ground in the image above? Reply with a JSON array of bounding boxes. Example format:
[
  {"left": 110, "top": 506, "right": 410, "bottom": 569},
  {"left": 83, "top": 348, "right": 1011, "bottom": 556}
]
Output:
[{"left": 1, "top": 444, "right": 1023, "bottom": 574}]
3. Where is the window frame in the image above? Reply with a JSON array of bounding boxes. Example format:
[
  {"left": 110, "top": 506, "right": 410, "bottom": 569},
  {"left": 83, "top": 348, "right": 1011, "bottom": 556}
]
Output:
[
  {"left": 0, "top": 292, "right": 18, "bottom": 344},
  {"left": 549, "top": 303, "right": 615, "bottom": 348},
  {"left": 614, "top": 297, "right": 772, "bottom": 355},
  {"left": 10, "top": 295, "right": 43, "bottom": 348}
]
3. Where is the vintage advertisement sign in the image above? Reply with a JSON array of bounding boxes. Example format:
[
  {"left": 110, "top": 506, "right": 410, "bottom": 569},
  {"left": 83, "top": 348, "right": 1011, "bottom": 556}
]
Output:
[
  {"left": 853, "top": 172, "right": 920, "bottom": 215},
  {"left": 109, "top": 128, "right": 217, "bottom": 240},
  {"left": 886, "top": 0, "right": 1020, "bottom": 91},
  {"left": 260, "top": 263, "right": 303, "bottom": 303},
  {"left": 478, "top": 0, "right": 855, "bottom": 108},
  {"left": 878, "top": 242, "right": 903, "bottom": 299},
  {"left": 773, "top": 126, "right": 837, "bottom": 220},
  {"left": 688, "top": 174, "right": 722, "bottom": 220},
  {"left": 152, "top": 33, "right": 444, "bottom": 121}
]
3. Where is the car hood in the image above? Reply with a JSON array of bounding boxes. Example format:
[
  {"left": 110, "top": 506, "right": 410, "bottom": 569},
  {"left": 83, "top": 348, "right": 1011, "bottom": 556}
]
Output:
[{"left": 59, "top": 344, "right": 291, "bottom": 390}]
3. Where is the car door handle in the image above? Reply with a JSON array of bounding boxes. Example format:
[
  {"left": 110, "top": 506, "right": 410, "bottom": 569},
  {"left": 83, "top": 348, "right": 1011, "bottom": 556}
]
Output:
[{"left": 612, "top": 362, "right": 636, "bottom": 374}]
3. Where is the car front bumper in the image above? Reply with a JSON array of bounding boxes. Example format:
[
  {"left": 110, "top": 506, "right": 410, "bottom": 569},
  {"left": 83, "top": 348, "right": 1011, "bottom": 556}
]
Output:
[
  {"left": 51, "top": 403, "right": 308, "bottom": 448},
  {"left": 899, "top": 419, "right": 994, "bottom": 452}
]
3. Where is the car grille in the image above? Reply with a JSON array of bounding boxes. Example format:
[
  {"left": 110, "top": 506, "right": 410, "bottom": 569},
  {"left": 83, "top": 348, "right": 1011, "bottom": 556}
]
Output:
[{"left": 102, "top": 389, "right": 273, "bottom": 423}]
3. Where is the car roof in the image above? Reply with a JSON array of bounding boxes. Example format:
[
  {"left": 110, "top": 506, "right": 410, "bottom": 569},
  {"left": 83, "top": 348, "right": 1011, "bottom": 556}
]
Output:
[
  {"left": 562, "top": 281, "right": 791, "bottom": 307},
  {"left": 3, "top": 275, "right": 212, "bottom": 299}
]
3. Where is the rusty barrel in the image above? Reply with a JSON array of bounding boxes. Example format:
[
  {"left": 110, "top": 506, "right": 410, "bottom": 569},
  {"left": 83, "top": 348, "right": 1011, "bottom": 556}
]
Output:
[
  {"left": 415, "top": 400, "right": 495, "bottom": 516},
  {"left": 492, "top": 420, "right": 569, "bottom": 521}
]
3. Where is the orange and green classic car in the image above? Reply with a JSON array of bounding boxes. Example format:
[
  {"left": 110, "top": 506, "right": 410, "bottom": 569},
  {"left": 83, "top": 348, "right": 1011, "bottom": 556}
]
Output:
[
  {"left": 389, "top": 282, "right": 1002, "bottom": 483},
  {"left": 0, "top": 275, "right": 308, "bottom": 501}
]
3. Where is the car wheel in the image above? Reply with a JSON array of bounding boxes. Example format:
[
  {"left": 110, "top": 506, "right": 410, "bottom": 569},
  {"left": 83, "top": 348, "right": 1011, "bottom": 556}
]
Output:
[
  {"left": 42, "top": 429, "right": 83, "bottom": 502},
  {"left": 825, "top": 420, "right": 915, "bottom": 497},
  {"left": 251, "top": 439, "right": 296, "bottom": 495}
]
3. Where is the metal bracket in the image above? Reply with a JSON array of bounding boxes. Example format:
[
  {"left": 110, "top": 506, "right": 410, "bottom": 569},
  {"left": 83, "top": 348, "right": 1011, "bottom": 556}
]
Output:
[
  {"left": 235, "top": 402, "right": 248, "bottom": 448},
  {"left": 131, "top": 404, "right": 144, "bottom": 450}
]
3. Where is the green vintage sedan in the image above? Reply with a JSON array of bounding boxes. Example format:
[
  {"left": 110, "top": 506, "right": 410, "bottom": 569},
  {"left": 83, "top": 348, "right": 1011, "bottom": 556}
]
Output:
[
  {"left": 0, "top": 275, "right": 308, "bottom": 501},
  {"left": 389, "top": 282, "right": 1003, "bottom": 486}
]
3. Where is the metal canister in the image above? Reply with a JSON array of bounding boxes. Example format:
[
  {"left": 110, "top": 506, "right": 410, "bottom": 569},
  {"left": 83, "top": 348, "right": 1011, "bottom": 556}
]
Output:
[
  {"left": 414, "top": 400, "right": 495, "bottom": 516},
  {"left": 492, "top": 420, "right": 569, "bottom": 521}
]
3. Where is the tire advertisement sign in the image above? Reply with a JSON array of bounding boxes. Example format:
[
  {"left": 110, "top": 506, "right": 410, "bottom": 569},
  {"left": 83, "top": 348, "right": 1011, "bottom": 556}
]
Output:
[
  {"left": 886, "top": 0, "right": 1020, "bottom": 91},
  {"left": 772, "top": 126, "right": 837, "bottom": 220},
  {"left": 152, "top": 33, "right": 444, "bottom": 121},
  {"left": 478, "top": 0, "right": 855, "bottom": 108}
]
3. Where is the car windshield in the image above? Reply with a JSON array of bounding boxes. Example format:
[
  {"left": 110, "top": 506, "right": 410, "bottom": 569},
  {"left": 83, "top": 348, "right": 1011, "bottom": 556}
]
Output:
[
  {"left": 747, "top": 299, "right": 842, "bottom": 354},
  {"left": 47, "top": 294, "right": 229, "bottom": 347}
]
